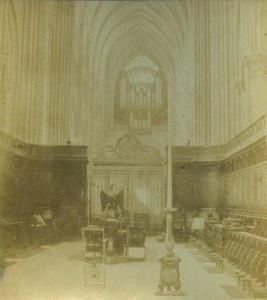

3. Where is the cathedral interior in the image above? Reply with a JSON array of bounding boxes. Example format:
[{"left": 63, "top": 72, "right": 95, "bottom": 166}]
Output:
[{"left": 0, "top": 0, "right": 267, "bottom": 299}]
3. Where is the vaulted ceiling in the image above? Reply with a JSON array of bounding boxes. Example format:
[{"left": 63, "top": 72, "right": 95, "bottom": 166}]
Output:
[
  {"left": 1, "top": 1, "right": 265, "bottom": 149},
  {"left": 88, "top": 1, "right": 191, "bottom": 81}
]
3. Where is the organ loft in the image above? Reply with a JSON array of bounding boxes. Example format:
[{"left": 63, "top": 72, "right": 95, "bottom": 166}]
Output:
[{"left": 0, "top": 0, "right": 267, "bottom": 299}]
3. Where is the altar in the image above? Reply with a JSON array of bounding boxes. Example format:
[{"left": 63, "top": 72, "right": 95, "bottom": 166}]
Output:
[{"left": 89, "top": 134, "right": 165, "bottom": 231}]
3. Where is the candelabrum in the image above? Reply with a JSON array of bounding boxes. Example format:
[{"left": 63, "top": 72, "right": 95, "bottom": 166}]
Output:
[{"left": 156, "top": 207, "right": 185, "bottom": 295}]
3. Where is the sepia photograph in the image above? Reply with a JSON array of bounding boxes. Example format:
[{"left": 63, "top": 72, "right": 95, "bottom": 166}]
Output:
[{"left": 0, "top": 0, "right": 267, "bottom": 299}]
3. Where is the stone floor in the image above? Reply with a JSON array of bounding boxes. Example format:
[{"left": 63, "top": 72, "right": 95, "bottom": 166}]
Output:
[{"left": 0, "top": 238, "right": 259, "bottom": 300}]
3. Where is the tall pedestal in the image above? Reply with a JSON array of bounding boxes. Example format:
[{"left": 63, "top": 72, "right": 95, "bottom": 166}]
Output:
[{"left": 156, "top": 208, "right": 185, "bottom": 295}]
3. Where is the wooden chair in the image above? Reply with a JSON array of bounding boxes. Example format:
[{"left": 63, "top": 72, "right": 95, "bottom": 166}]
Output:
[{"left": 82, "top": 226, "right": 106, "bottom": 287}]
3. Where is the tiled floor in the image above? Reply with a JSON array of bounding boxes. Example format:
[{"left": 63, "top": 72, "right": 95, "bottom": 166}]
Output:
[{"left": 0, "top": 238, "right": 256, "bottom": 300}]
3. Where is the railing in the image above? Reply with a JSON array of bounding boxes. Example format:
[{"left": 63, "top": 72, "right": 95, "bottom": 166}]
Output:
[
  {"left": 172, "top": 114, "right": 267, "bottom": 162},
  {"left": 0, "top": 129, "right": 88, "bottom": 161}
]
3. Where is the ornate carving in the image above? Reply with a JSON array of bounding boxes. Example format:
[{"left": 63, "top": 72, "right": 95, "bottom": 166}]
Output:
[
  {"left": 157, "top": 255, "right": 182, "bottom": 294},
  {"left": 93, "top": 134, "right": 164, "bottom": 165},
  {"left": 156, "top": 209, "right": 184, "bottom": 296},
  {"left": 222, "top": 138, "right": 267, "bottom": 173},
  {"left": 115, "top": 134, "right": 143, "bottom": 158}
]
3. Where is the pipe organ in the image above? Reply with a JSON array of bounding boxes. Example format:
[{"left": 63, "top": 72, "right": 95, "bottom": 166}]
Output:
[{"left": 114, "top": 56, "right": 167, "bottom": 133}]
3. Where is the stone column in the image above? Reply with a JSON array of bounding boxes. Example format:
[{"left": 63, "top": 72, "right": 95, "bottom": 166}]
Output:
[
  {"left": 155, "top": 77, "right": 161, "bottom": 108},
  {"left": 148, "top": 112, "right": 151, "bottom": 130},
  {"left": 0, "top": 54, "right": 7, "bottom": 130},
  {"left": 130, "top": 112, "right": 133, "bottom": 129},
  {"left": 147, "top": 87, "right": 151, "bottom": 108},
  {"left": 0, "top": 1, "right": 8, "bottom": 131},
  {"left": 131, "top": 88, "right": 135, "bottom": 108},
  {"left": 120, "top": 77, "right": 127, "bottom": 109}
]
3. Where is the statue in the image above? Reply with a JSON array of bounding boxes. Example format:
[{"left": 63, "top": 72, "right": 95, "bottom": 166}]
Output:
[
  {"left": 100, "top": 184, "right": 124, "bottom": 220},
  {"left": 100, "top": 185, "right": 125, "bottom": 256}
]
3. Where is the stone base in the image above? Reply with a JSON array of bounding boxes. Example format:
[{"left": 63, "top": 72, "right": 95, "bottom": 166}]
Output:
[{"left": 157, "top": 255, "right": 182, "bottom": 294}]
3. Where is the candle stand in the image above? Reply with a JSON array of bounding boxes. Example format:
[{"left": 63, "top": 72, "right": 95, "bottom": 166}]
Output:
[{"left": 156, "top": 208, "right": 185, "bottom": 295}]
